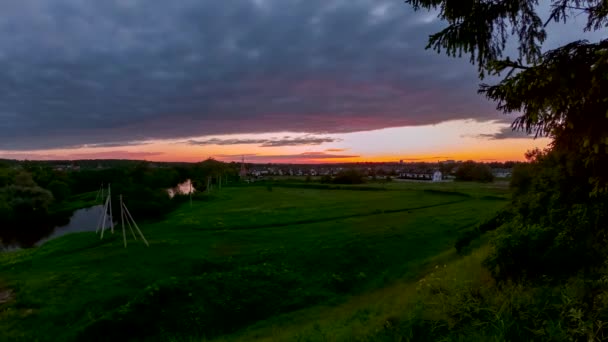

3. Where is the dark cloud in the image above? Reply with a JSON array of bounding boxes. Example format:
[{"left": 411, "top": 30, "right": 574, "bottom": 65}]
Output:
[
  {"left": 475, "top": 126, "right": 536, "bottom": 140},
  {"left": 186, "top": 136, "right": 337, "bottom": 147},
  {"left": 187, "top": 138, "right": 269, "bottom": 146},
  {"left": 69, "top": 141, "right": 153, "bottom": 148},
  {"left": 262, "top": 137, "right": 337, "bottom": 147},
  {"left": 1, "top": 0, "right": 592, "bottom": 150},
  {"left": 0, "top": 150, "right": 163, "bottom": 160},
  {"left": 296, "top": 152, "right": 358, "bottom": 159},
  {"left": 400, "top": 156, "right": 451, "bottom": 161},
  {"left": 64, "top": 151, "right": 164, "bottom": 159},
  {"left": 214, "top": 151, "right": 359, "bottom": 162}
]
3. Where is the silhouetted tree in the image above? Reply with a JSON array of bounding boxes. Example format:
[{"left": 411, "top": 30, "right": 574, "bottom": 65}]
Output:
[
  {"left": 406, "top": 0, "right": 608, "bottom": 280},
  {"left": 406, "top": 0, "right": 608, "bottom": 192}
]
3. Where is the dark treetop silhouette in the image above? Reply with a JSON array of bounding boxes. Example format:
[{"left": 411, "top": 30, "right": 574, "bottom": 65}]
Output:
[{"left": 406, "top": 0, "right": 608, "bottom": 191}]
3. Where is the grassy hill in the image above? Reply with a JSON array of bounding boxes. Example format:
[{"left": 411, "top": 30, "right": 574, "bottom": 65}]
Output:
[{"left": 0, "top": 182, "right": 508, "bottom": 341}]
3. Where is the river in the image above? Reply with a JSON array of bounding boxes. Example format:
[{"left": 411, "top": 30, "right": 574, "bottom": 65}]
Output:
[
  {"left": 1, "top": 180, "right": 195, "bottom": 250},
  {"left": 0, "top": 205, "right": 107, "bottom": 251}
]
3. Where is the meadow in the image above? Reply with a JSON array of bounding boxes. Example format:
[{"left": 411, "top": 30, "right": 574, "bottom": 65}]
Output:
[{"left": 0, "top": 181, "right": 508, "bottom": 341}]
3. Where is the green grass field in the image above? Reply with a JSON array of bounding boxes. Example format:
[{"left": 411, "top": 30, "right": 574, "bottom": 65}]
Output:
[{"left": 0, "top": 181, "right": 508, "bottom": 341}]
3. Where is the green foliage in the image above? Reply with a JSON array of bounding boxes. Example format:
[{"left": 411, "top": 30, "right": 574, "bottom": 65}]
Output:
[
  {"left": 0, "top": 168, "right": 16, "bottom": 187},
  {"left": 320, "top": 175, "right": 333, "bottom": 183},
  {"left": 47, "top": 180, "right": 71, "bottom": 202},
  {"left": 381, "top": 257, "right": 608, "bottom": 342},
  {"left": 0, "top": 184, "right": 54, "bottom": 223},
  {"left": 509, "top": 161, "right": 534, "bottom": 196},
  {"left": 485, "top": 149, "right": 608, "bottom": 281},
  {"left": 455, "top": 209, "right": 510, "bottom": 254},
  {"left": 332, "top": 169, "right": 366, "bottom": 184},
  {"left": 14, "top": 171, "right": 37, "bottom": 187},
  {"left": 111, "top": 183, "right": 175, "bottom": 220},
  {"left": 191, "top": 158, "right": 236, "bottom": 191},
  {"left": 454, "top": 161, "right": 494, "bottom": 182}
]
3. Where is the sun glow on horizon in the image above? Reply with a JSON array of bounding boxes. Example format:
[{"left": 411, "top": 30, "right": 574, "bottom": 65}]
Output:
[{"left": 0, "top": 120, "right": 551, "bottom": 164}]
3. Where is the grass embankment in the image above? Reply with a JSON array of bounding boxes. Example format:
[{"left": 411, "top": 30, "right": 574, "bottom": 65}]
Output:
[
  {"left": 212, "top": 241, "right": 494, "bottom": 342},
  {"left": 0, "top": 182, "right": 507, "bottom": 341}
]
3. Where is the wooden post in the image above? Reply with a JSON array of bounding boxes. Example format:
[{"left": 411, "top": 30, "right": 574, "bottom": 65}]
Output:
[
  {"left": 95, "top": 196, "right": 107, "bottom": 233},
  {"left": 108, "top": 184, "right": 114, "bottom": 234},
  {"left": 120, "top": 195, "right": 126, "bottom": 248},
  {"left": 122, "top": 202, "right": 138, "bottom": 240},
  {"left": 123, "top": 204, "right": 149, "bottom": 247},
  {"left": 100, "top": 195, "right": 109, "bottom": 239}
]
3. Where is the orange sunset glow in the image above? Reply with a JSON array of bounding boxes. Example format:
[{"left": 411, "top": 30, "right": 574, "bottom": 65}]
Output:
[{"left": 0, "top": 120, "right": 550, "bottom": 163}]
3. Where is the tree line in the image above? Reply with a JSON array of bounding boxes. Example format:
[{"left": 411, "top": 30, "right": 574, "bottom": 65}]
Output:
[{"left": 0, "top": 159, "right": 239, "bottom": 247}]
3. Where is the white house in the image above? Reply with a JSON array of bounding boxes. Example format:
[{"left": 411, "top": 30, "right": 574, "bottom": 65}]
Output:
[
  {"left": 492, "top": 168, "right": 512, "bottom": 178},
  {"left": 432, "top": 171, "right": 443, "bottom": 182}
]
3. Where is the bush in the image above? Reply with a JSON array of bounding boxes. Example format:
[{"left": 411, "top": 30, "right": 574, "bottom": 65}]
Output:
[
  {"left": 320, "top": 175, "right": 332, "bottom": 183},
  {"left": 110, "top": 184, "right": 174, "bottom": 220},
  {"left": 454, "top": 228, "right": 481, "bottom": 254},
  {"left": 455, "top": 209, "right": 511, "bottom": 254},
  {"left": 455, "top": 161, "right": 494, "bottom": 182},
  {"left": 332, "top": 169, "right": 366, "bottom": 184},
  {"left": 484, "top": 149, "right": 608, "bottom": 281},
  {"left": 47, "top": 180, "right": 71, "bottom": 202}
]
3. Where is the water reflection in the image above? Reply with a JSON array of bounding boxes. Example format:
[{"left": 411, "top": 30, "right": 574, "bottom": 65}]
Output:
[
  {"left": 168, "top": 179, "right": 195, "bottom": 198},
  {"left": 0, "top": 205, "right": 107, "bottom": 251},
  {"left": 34, "top": 205, "right": 106, "bottom": 247}
]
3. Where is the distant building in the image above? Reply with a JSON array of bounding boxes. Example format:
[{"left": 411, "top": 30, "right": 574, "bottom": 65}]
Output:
[
  {"left": 398, "top": 169, "right": 443, "bottom": 182},
  {"left": 239, "top": 157, "right": 247, "bottom": 179},
  {"left": 492, "top": 168, "right": 512, "bottom": 178},
  {"left": 432, "top": 171, "right": 443, "bottom": 182}
]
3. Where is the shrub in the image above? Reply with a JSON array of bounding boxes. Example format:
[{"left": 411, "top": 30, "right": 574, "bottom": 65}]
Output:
[
  {"left": 47, "top": 180, "right": 71, "bottom": 202},
  {"left": 454, "top": 228, "right": 481, "bottom": 254},
  {"left": 332, "top": 169, "right": 366, "bottom": 184},
  {"left": 455, "top": 161, "right": 494, "bottom": 182}
]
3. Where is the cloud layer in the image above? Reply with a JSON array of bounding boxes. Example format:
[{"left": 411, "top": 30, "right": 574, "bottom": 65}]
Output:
[
  {"left": 1, "top": 0, "right": 502, "bottom": 150},
  {"left": 214, "top": 151, "right": 360, "bottom": 162},
  {"left": 186, "top": 136, "right": 338, "bottom": 147}
]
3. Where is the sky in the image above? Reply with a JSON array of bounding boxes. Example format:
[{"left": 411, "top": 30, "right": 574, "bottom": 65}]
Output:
[{"left": 0, "top": 0, "right": 600, "bottom": 163}]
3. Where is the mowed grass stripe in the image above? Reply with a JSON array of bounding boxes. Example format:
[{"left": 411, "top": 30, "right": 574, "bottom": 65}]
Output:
[{"left": 189, "top": 198, "right": 469, "bottom": 231}]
